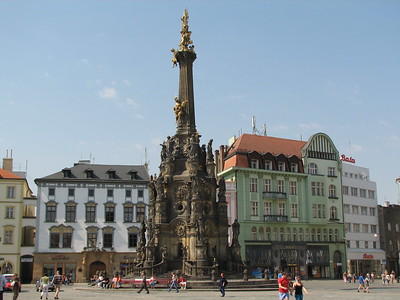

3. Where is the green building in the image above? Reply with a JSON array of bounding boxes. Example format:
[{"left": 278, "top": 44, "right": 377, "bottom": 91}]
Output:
[{"left": 217, "top": 133, "right": 346, "bottom": 279}]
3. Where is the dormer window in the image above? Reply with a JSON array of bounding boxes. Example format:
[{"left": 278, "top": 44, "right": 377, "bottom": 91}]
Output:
[
  {"left": 278, "top": 162, "right": 285, "bottom": 172},
  {"left": 128, "top": 170, "right": 138, "bottom": 180},
  {"left": 85, "top": 169, "right": 94, "bottom": 178},
  {"left": 265, "top": 160, "right": 272, "bottom": 170},
  {"left": 290, "top": 163, "right": 298, "bottom": 173},
  {"left": 107, "top": 169, "right": 116, "bottom": 179},
  {"left": 251, "top": 159, "right": 259, "bottom": 169},
  {"left": 62, "top": 168, "right": 72, "bottom": 178}
]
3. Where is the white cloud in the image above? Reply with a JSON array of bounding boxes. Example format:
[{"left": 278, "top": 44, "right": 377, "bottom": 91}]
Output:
[
  {"left": 125, "top": 97, "right": 139, "bottom": 108},
  {"left": 351, "top": 143, "right": 364, "bottom": 153},
  {"left": 99, "top": 87, "right": 118, "bottom": 99}
]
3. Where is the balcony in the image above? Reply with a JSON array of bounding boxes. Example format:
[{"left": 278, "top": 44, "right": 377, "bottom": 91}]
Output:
[
  {"left": 264, "top": 215, "right": 288, "bottom": 222},
  {"left": 263, "top": 191, "right": 287, "bottom": 200}
]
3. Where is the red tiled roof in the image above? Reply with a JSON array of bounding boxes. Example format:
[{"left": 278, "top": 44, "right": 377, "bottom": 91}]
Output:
[
  {"left": 225, "top": 133, "right": 306, "bottom": 159},
  {"left": 0, "top": 168, "right": 22, "bottom": 179}
]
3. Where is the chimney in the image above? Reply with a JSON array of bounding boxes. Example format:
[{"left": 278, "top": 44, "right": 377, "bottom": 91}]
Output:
[{"left": 2, "top": 157, "right": 13, "bottom": 172}]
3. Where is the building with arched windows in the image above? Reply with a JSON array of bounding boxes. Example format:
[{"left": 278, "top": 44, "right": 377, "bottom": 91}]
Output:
[
  {"left": 33, "top": 160, "right": 149, "bottom": 282},
  {"left": 216, "top": 133, "right": 346, "bottom": 279}
]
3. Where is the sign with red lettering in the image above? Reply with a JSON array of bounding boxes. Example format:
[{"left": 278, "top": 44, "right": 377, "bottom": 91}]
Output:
[
  {"left": 363, "top": 254, "right": 374, "bottom": 259},
  {"left": 340, "top": 154, "right": 356, "bottom": 163}
]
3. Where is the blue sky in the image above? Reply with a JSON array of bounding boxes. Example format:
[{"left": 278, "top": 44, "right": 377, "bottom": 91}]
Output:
[{"left": 1, "top": 0, "right": 399, "bottom": 204}]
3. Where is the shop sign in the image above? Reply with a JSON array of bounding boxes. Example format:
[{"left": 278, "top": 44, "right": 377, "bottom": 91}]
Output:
[
  {"left": 363, "top": 254, "right": 374, "bottom": 259},
  {"left": 51, "top": 255, "right": 69, "bottom": 261},
  {"left": 340, "top": 154, "right": 356, "bottom": 163},
  {"left": 21, "top": 257, "right": 34, "bottom": 263},
  {"left": 0, "top": 258, "right": 4, "bottom": 261}
]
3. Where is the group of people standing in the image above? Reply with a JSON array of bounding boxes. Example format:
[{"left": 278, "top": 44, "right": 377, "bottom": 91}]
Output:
[{"left": 278, "top": 272, "right": 309, "bottom": 300}]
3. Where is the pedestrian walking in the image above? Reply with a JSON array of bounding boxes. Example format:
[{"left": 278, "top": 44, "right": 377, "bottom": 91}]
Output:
[
  {"left": 11, "top": 273, "right": 21, "bottom": 300},
  {"left": 40, "top": 273, "right": 50, "bottom": 300},
  {"left": 0, "top": 273, "right": 7, "bottom": 300},
  {"left": 357, "top": 273, "right": 365, "bottom": 292},
  {"left": 364, "top": 276, "right": 370, "bottom": 293},
  {"left": 278, "top": 272, "right": 290, "bottom": 300},
  {"left": 137, "top": 272, "right": 149, "bottom": 294},
  {"left": 218, "top": 273, "right": 228, "bottom": 297},
  {"left": 168, "top": 272, "right": 179, "bottom": 293},
  {"left": 52, "top": 271, "right": 63, "bottom": 299},
  {"left": 292, "top": 277, "right": 309, "bottom": 300}
]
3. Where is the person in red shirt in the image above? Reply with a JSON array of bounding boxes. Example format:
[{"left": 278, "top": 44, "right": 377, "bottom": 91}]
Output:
[{"left": 278, "top": 273, "right": 290, "bottom": 300}]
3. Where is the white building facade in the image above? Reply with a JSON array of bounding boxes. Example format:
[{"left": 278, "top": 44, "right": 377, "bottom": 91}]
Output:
[
  {"left": 342, "top": 162, "right": 385, "bottom": 275},
  {"left": 33, "top": 161, "right": 149, "bottom": 282}
]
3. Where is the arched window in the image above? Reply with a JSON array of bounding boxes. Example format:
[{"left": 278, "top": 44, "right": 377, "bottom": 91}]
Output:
[
  {"left": 311, "top": 228, "right": 316, "bottom": 241},
  {"left": 259, "top": 227, "right": 264, "bottom": 240},
  {"left": 329, "top": 229, "right": 333, "bottom": 241},
  {"left": 323, "top": 229, "right": 327, "bottom": 241},
  {"left": 305, "top": 228, "right": 309, "bottom": 241},
  {"left": 252, "top": 227, "right": 257, "bottom": 240},
  {"left": 317, "top": 228, "right": 321, "bottom": 241},
  {"left": 329, "top": 185, "right": 336, "bottom": 198},
  {"left": 292, "top": 228, "right": 297, "bottom": 241},
  {"left": 280, "top": 227, "right": 284, "bottom": 241},
  {"left": 299, "top": 228, "right": 303, "bottom": 241},
  {"left": 273, "top": 227, "right": 278, "bottom": 240},
  {"left": 330, "top": 206, "right": 338, "bottom": 219},
  {"left": 266, "top": 227, "right": 271, "bottom": 241},
  {"left": 286, "top": 228, "right": 291, "bottom": 241}
]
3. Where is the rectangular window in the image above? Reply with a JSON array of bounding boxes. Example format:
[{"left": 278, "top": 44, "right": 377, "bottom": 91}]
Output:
[
  {"left": 355, "top": 240, "right": 359, "bottom": 248},
  {"left": 138, "top": 190, "right": 144, "bottom": 198},
  {"left": 343, "top": 204, "right": 350, "bottom": 214},
  {"left": 278, "top": 162, "right": 285, "bottom": 171},
  {"left": 277, "top": 180, "right": 284, "bottom": 193},
  {"left": 251, "top": 159, "right": 259, "bottom": 169},
  {"left": 311, "top": 182, "right": 324, "bottom": 196},
  {"left": 278, "top": 203, "right": 285, "bottom": 215},
  {"left": 290, "top": 163, "right": 298, "bottom": 173},
  {"left": 291, "top": 203, "right": 298, "bottom": 218},
  {"left": 360, "top": 189, "right": 367, "bottom": 198},
  {"left": 352, "top": 205, "right": 359, "bottom": 214},
  {"left": 373, "top": 241, "right": 377, "bottom": 249},
  {"left": 369, "top": 207, "right": 376, "bottom": 216},
  {"left": 289, "top": 181, "right": 297, "bottom": 195},
  {"left": 103, "top": 233, "right": 113, "bottom": 248},
  {"left": 5, "top": 207, "right": 14, "bottom": 219},
  {"left": 105, "top": 206, "right": 115, "bottom": 222},
  {"left": 86, "top": 205, "right": 96, "bottom": 222},
  {"left": 364, "top": 241, "right": 368, "bottom": 248},
  {"left": 353, "top": 223, "right": 360, "bottom": 232},
  {"left": 88, "top": 189, "right": 95, "bottom": 201},
  {"left": 68, "top": 188, "right": 75, "bottom": 200},
  {"left": 313, "top": 204, "right": 317, "bottom": 218},
  {"left": 368, "top": 190, "right": 375, "bottom": 199},
  {"left": 343, "top": 186, "right": 349, "bottom": 195},
  {"left": 65, "top": 205, "right": 76, "bottom": 222},
  {"left": 124, "top": 206, "right": 133, "bottom": 222},
  {"left": 87, "top": 233, "right": 97, "bottom": 248},
  {"left": 351, "top": 187, "right": 358, "bottom": 197},
  {"left": 62, "top": 233, "right": 72, "bottom": 248},
  {"left": 264, "top": 202, "right": 272, "bottom": 215},
  {"left": 7, "top": 186, "right": 15, "bottom": 198},
  {"left": 250, "top": 178, "right": 258, "bottom": 192},
  {"left": 370, "top": 225, "right": 377, "bottom": 234},
  {"left": 125, "top": 190, "right": 132, "bottom": 199},
  {"left": 128, "top": 232, "right": 138, "bottom": 248},
  {"left": 46, "top": 205, "right": 56, "bottom": 222},
  {"left": 388, "top": 223, "right": 391, "bottom": 231},
  {"left": 49, "top": 188, "right": 55, "bottom": 197},
  {"left": 50, "top": 233, "right": 60, "bottom": 248},
  {"left": 263, "top": 179, "right": 271, "bottom": 192},
  {"left": 251, "top": 201, "right": 258, "bottom": 216},
  {"left": 362, "top": 224, "right": 369, "bottom": 233},
  {"left": 136, "top": 206, "right": 145, "bottom": 222},
  {"left": 4, "top": 230, "right": 13, "bottom": 244},
  {"left": 265, "top": 160, "right": 272, "bottom": 170},
  {"left": 345, "top": 222, "right": 351, "bottom": 232},
  {"left": 107, "top": 189, "right": 114, "bottom": 201},
  {"left": 361, "top": 206, "right": 368, "bottom": 215},
  {"left": 327, "top": 167, "right": 335, "bottom": 176}
]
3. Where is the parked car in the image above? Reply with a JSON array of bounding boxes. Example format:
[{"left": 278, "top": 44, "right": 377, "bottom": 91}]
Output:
[
  {"left": 3, "top": 274, "right": 22, "bottom": 292},
  {"left": 36, "top": 276, "right": 55, "bottom": 292}
]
